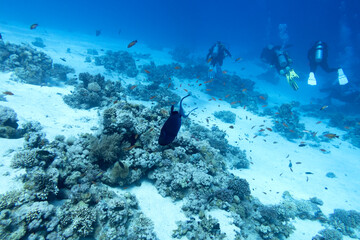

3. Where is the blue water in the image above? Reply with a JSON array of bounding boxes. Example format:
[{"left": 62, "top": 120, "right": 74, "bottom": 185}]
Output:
[{"left": 1, "top": 0, "right": 359, "bottom": 94}]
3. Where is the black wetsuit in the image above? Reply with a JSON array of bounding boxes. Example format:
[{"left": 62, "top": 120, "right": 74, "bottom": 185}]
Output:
[
  {"left": 206, "top": 43, "right": 231, "bottom": 67},
  {"left": 261, "top": 45, "right": 291, "bottom": 74},
  {"left": 308, "top": 42, "right": 338, "bottom": 73}
]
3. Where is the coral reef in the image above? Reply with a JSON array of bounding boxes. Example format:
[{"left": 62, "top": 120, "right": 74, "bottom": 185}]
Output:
[
  {"left": 31, "top": 37, "right": 46, "bottom": 48},
  {"left": 313, "top": 228, "right": 343, "bottom": 240},
  {"left": 213, "top": 110, "right": 236, "bottom": 124},
  {"left": 172, "top": 215, "right": 226, "bottom": 239},
  {"left": 95, "top": 50, "right": 138, "bottom": 77},
  {"left": 272, "top": 103, "right": 305, "bottom": 140},
  {"left": 1, "top": 124, "right": 157, "bottom": 240},
  {"left": 0, "top": 41, "right": 74, "bottom": 85},
  {"left": 329, "top": 209, "right": 360, "bottom": 238},
  {"left": 63, "top": 72, "right": 123, "bottom": 109}
]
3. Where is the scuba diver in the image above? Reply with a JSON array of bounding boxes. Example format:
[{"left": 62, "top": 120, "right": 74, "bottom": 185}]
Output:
[
  {"left": 206, "top": 41, "right": 232, "bottom": 79},
  {"left": 261, "top": 44, "right": 299, "bottom": 90},
  {"left": 307, "top": 41, "right": 348, "bottom": 86}
]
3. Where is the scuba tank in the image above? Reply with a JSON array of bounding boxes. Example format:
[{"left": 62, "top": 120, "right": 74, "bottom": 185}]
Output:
[
  {"left": 276, "top": 50, "right": 288, "bottom": 68},
  {"left": 212, "top": 43, "right": 219, "bottom": 57},
  {"left": 315, "top": 41, "right": 324, "bottom": 63}
]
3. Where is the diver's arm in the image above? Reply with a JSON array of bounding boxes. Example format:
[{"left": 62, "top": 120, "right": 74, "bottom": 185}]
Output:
[{"left": 224, "top": 48, "right": 232, "bottom": 58}]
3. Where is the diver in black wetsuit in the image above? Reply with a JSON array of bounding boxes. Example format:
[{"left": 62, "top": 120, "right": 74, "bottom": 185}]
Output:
[
  {"left": 307, "top": 41, "right": 348, "bottom": 86},
  {"left": 260, "top": 44, "right": 299, "bottom": 90},
  {"left": 206, "top": 41, "right": 232, "bottom": 78}
]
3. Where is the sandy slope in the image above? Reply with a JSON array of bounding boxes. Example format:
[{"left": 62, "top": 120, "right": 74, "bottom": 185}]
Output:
[{"left": 1, "top": 23, "right": 359, "bottom": 240}]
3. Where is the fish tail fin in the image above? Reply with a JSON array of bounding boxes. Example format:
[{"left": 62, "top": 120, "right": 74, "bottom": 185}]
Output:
[
  {"left": 184, "top": 107, "right": 198, "bottom": 118},
  {"left": 179, "top": 94, "right": 191, "bottom": 117}
]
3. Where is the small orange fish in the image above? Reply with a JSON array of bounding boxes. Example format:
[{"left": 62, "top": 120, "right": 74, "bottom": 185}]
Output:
[
  {"left": 316, "top": 121, "right": 322, "bottom": 124},
  {"left": 184, "top": 89, "right": 188, "bottom": 92},
  {"left": 206, "top": 89, "right": 211, "bottom": 91},
  {"left": 130, "top": 85, "right": 137, "bottom": 90},
  {"left": 259, "top": 129, "right": 265, "bottom": 132},
  {"left": 149, "top": 128, "right": 154, "bottom": 132},
  {"left": 30, "top": 23, "right": 38, "bottom": 30},
  {"left": 3, "top": 91, "right": 14, "bottom": 95},
  {"left": 225, "top": 94, "right": 230, "bottom": 98},
  {"left": 262, "top": 105, "right": 267, "bottom": 108},
  {"left": 289, "top": 129, "right": 295, "bottom": 133},
  {"left": 242, "top": 88, "right": 247, "bottom": 92},
  {"left": 196, "top": 75, "right": 200, "bottom": 79},
  {"left": 124, "top": 145, "right": 136, "bottom": 151},
  {"left": 149, "top": 96, "right": 156, "bottom": 100},
  {"left": 275, "top": 112, "right": 280, "bottom": 115},
  {"left": 282, "top": 122, "right": 288, "bottom": 128},
  {"left": 259, "top": 96, "right": 266, "bottom": 100},
  {"left": 134, "top": 134, "right": 139, "bottom": 140},
  {"left": 344, "top": 126, "right": 350, "bottom": 129},
  {"left": 204, "top": 79, "right": 213, "bottom": 84},
  {"left": 312, "top": 132, "right": 318, "bottom": 137},
  {"left": 235, "top": 57, "right": 242, "bottom": 62},
  {"left": 168, "top": 83, "right": 171, "bottom": 88},
  {"left": 323, "top": 133, "right": 339, "bottom": 139},
  {"left": 218, "top": 98, "right": 223, "bottom": 101},
  {"left": 320, "top": 149, "right": 327, "bottom": 152},
  {"left": 243, "top": 105, "right": 246, "bottom": 109},
  {"left": 208, "top": 69, "right": 213, "bottom": 72},
  {"left": 207, "top": 58, "right": 212, "bottom": 63},
  {"left": 127, "top": 40, "right": 138, "bottom": 48},
  {"left": 174, "top": 66, "right": 181, "bottom": 69},
  {"left": 223, "top": 82, "right": 226, "bottom": 86},
  {"left": 144, "top": 69, "right": 150, "bottom": 74},
  {"left": 266, "top": 128, "right": 272, "bottom": 131},
  {"left": 199, "top": 83, "right": 202, "bottom": 86},
  {"left": 230, "top": 101, "right": 237, "bottom": 105},
  {"left": 222, "top": 70, "right": 227, "bottom": 74},
  {"left": 180, "top": 84, "right": 182, "bottom": 87},
  {"left": 212, "top": 97, "right": 216, "bottom": 101},
  {"left": 113, "top": 100, "right": 118, "bottom": 104}
]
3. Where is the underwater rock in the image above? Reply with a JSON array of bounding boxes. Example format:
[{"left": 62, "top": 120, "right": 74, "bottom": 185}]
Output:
[
  {"left": 326, "top": 172, "right": 336, "bottom": 178},
  {"left": 0, "top": 105, "right": 18, "bottom": 129},
  {"left": 213, "top": 110, "right": 236, "bottom": 124},
  {"left": 0, "top": 105, "right": 24, "bottom": 138},
  {"left": 95, "top": 50, "right": 138, "bottom": 77},
  {"left": 31, "top": 37, "right": 46, "bottom": 48},
  {"left": 63, "top": 72, "right": 123, "bottom": 109}
]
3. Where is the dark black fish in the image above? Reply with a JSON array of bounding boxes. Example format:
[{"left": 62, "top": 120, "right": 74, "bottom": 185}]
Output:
[
  {"left": 0, "top": 33, "right": 2, "bottom": 40},
  {"left": 305, "top": 172, "right": 314, "bottom": 175},
  {"left": 60, "top": 57, "right": 66, "bottom": 62},
  {"left": 158, "top": 94, "right": 197, "bottom": 146},
  {"left": 299, "top": 143, "right": 306, "bottom": 147},
  {"left": 96, "top": 30, "right": 101, "bottom": 36}
]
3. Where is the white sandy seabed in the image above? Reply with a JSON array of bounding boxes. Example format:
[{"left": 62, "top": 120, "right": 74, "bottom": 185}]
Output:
[{"left": 0, "top": 23, "right": 359, "bottom": 240}]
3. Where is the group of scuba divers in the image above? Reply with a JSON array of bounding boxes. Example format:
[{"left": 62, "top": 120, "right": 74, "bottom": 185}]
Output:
[
  {"left": 206, "top": 40, "right": 349, "bottom": 91},
  {"left": 158, "top": 41, "right": 351, "bottom": 146}
]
